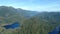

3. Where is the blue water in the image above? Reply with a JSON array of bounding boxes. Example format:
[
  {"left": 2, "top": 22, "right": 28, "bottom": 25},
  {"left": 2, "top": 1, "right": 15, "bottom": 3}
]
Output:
[
  {"left": 49, "top": 29, "right": 58, "bottom": 34},
  {"left": 49, "top": 26, "right": 60, "bottom": 34},
  {"left": 3, "top": 22, "right": 20, "bottom": 29}
]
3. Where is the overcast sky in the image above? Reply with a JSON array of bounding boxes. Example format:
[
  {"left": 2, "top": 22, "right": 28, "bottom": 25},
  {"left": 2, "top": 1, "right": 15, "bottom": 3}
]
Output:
[{"left": 0, "top": 0, "right": 60, "bottom": 12}]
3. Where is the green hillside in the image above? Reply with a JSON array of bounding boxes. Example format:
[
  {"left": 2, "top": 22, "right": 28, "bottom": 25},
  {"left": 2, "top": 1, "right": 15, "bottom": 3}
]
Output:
[
  {"left": 0, "top": 6, "right": 24, "bottom": 34},
  {"left": 20, "top": 12, "right": 60, "bottom": 34},
  {"left": 0, "top": 6, "right": 60, "bottom": 34}
]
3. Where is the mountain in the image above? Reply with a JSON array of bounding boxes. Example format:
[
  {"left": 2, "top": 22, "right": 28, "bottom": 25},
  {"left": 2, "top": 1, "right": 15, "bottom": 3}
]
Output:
[
  {"left": 0, "top": 6, "right": 60, "bottom": 34},
  {"left": 20, "top": 12, "right": 60, "bottom": 34},
  {"left": 17, "top": 8, "right": 39, "bottom": 18},
  {"left": 0, "top": 6, "right": 23, "bottom": 24},
  {"left": 0, "top": 6, "right": 39, "bottom": 24},
  {"left": 0, "top": 6, "right": 39, "bottom": 34}
]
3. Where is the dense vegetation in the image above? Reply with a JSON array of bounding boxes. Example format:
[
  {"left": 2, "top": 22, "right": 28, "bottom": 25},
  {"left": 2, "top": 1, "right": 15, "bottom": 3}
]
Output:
[
  {"left": 21, "top": 12, "right": 60, "bottom": 34},
  {"left": 0, "top": 6, "right": 60, "bottom": 34}
]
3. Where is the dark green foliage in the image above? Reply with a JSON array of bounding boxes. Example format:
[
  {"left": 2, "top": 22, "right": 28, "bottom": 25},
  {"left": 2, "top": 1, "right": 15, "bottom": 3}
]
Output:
[
  {"left": 20, "top": 12, "right": 60, "bottom": 34},
  {"left": 0, "top": 6, "right": 60, "bottom": 34}
]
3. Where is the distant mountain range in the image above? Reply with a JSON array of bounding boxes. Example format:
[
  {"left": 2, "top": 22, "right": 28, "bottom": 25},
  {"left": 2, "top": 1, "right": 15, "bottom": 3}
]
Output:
[
  {"left": 17, "top": 8, "right": 39, "bottom": 18},
  {"left": 0, "top": 6, "right": 39, "bottom": 24},
  {"left": 0, "top": 6, "right": 60, "bottom": 34}
]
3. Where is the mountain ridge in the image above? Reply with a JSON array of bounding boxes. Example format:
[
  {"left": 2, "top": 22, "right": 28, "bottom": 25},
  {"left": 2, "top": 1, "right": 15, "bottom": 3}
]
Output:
[{"left": 0, "top": 6, "right": 60, "bottom": 34}]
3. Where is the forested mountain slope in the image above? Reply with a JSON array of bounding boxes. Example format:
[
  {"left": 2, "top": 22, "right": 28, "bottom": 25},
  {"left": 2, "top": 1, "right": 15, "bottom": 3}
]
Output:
[
  {"left": 0, "top": 6, "right": 39, "bottom": 34},
  {"left": 21, "top": 12, "right": 60, "bottom": 34},
  {"left": 0, "top": 6, "right": 60, "bottom": 34},
  {"left": 0, "top": 6, "right": 38, "bottom": 24}
]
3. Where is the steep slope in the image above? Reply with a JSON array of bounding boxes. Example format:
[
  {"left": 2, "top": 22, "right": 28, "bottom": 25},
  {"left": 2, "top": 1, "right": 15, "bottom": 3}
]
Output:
[
  {"left": 0, "top": 6, "right": 24, "bottom": 24},
  {"left": 0, "top": 6, "right": 39, "bottom": 24},
  {"left": 0, "top": 6, "right": 39, "bottom": 34},
  {"left": 0, "top": 6, "right": 60, "bottom": 34},
  {"left": 20, "top": 12, "right": 60, "bottom": 34}
]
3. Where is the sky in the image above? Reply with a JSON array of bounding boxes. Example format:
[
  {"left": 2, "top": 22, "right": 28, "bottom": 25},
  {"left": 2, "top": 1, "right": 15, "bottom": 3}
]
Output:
[{"left": 0, "top": 0, "right": 60, "bottom": 12}]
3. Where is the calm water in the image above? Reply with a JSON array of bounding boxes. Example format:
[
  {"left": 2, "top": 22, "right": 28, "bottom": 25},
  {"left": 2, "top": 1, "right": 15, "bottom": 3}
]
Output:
[
  {"left": 3, "top": 22, "right": 20, "bottom": 29},
  {"left": 49, "top": 26, "right": 60, "bottom": 34}
]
